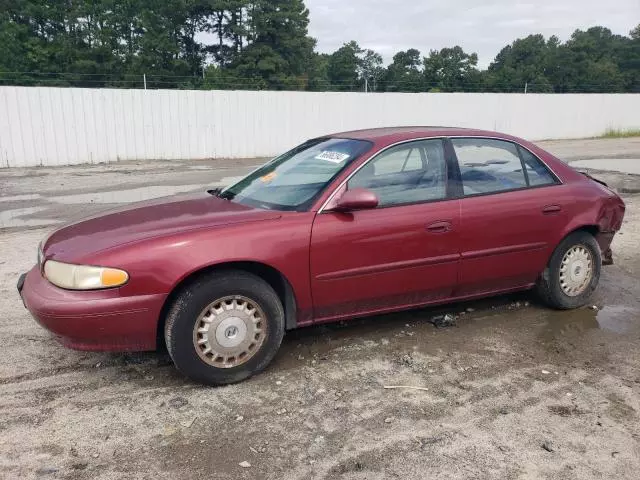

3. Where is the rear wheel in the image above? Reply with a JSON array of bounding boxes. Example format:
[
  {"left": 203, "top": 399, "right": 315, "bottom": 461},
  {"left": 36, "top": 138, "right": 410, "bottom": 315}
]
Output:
[
  {"left": 536, "top": 231, "right": 601, "bottom": 309},
  {"left": 164, "top": 270, "right": 285, "bottom": 385}
]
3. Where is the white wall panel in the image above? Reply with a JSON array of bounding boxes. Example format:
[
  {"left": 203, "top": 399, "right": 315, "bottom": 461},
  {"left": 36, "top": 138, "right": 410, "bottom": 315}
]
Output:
[{"left": 1, "top": 86, "right": 639, "bottom": 168}]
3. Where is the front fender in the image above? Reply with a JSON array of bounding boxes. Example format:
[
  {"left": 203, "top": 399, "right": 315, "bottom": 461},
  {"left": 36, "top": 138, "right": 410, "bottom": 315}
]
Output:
[{"left": 90, "top": 213, "right": 316, "bottom": 324}]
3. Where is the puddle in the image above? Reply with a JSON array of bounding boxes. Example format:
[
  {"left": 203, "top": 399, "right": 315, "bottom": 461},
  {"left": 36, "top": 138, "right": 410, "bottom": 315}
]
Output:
[
  {"left": 275, "top": 295, "right": 640, "bottom": 371},
  {"left": 48, "top": 176, "right": 244, "bottom": 205},
  {"left": 1, "top": 176, "right": 244, "bottom": 227},
  {"left": 0, "top": 194, "right": 42, "bottom": 202},
  {"left": 538, "top": 303, "right": 640, "bottom": 345},
  {"left": 49, "top": 185, "right": 205, "bottom": 205},
  {"left": 594, "top": 304, "right": 639, "bottom": 334},
  {"left": 0, "top": 206, "right": 60, "bottom": 229},
  {"left": 571, "top": 158, "right": 640, "bottom": 175},
  {"left": 212, "top": 176, "right": 244, "bottom": 186}
]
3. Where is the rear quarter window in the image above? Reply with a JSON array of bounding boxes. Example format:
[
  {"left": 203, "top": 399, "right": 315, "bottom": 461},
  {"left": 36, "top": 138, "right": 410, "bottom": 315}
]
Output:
[{"left": 518, "top": 147, "right": 557, "bottom": 186}]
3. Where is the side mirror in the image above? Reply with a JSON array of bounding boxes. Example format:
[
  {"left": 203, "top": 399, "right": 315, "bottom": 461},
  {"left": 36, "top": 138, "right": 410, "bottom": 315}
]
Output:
[{"left": 334, "top": 188, "right": 379, "bottom": 211}]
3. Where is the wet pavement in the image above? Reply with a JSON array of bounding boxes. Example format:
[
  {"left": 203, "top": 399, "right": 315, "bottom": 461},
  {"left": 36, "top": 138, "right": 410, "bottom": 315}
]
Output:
[
  {"left": 0, "top": 138, "right": 639, "bottom": 479},
  {"left": 0, "top": 158, "right": 256, "bottom": 229},
  {"left": 572, "top": 158, "right": 640, "bottom": 175}
]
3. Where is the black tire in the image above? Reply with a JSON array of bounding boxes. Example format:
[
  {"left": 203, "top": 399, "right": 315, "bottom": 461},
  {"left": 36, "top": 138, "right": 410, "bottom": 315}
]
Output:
[
  {"left": 164, "top": 270, "right": 285, "bottom": 385},
  {"left": 536, "top": 231, "right": 602, "bottom": 310}
]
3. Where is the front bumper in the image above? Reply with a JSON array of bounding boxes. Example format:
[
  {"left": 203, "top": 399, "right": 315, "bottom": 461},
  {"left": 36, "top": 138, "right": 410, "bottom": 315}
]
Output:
[
  {"left": 18, "top": 266, "right": 166, "bottom": 351},
  {"left": 595, "top": 232, "right": 615, "bottom": 266},
  {"left": 17, "top": 272, "right": 26, "bottom": 293}
]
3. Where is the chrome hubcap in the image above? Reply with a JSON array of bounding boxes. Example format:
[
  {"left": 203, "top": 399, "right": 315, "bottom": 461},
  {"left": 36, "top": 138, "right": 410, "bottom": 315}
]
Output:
[
  {"left": 193, "top": 296, "right": 267, "bottom": 368},
  {"left": 559, "top": 245, "right": 593, "bottom": 297}
]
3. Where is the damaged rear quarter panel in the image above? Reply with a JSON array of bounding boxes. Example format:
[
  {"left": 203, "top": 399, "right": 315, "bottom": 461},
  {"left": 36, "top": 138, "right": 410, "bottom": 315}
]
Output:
[{"left": 557, "top": 180, "right": 625, "bottom": 252}]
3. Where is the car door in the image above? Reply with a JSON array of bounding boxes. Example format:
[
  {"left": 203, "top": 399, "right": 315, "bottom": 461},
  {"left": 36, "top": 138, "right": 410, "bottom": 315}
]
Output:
[
  {"left": 449, "top": 137, "right": 567, "bottom": 297},
  {"left": 309, "top": 139, "right": 461, "bottom": 321}
]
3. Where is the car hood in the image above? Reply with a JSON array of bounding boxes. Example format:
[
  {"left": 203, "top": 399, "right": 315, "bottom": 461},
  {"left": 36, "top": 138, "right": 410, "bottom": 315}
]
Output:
[{"left": 43, "top": 192, "right": 281, "bottom": 260}]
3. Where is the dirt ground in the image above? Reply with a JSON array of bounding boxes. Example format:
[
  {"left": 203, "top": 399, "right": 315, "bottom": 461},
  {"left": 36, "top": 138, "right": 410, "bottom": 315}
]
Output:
[{"left": 1, "top": 138, "right": 639, "bottom": 479}]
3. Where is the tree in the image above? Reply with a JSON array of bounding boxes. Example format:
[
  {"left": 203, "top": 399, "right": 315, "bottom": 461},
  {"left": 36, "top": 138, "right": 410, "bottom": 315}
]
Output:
[
  {"left": 127, "top": 2, "right": 193, "bottom": 88},
  {"left": 556, "top": 27, "right": 628, "bottom": 92},
  {"left": 327, "top": 40, "right": 361, "bottom": 90},
  {"left": 1, "top": 3, "right": 638, "bottom": 94},
  {"left": 358, "top": 49, "right": 383, "bottom": 91},
  {"left": 486, "top": 34, "right": 559, "bottom": 92},
  {"left": 232, "top": 0, "right": 316, "bottom": 89},
  {"left": 423, "top": 46, "right": 480, "bottom": 92},
  {"left": 622, "top": 24, "right": 640, "bottom": 92},
  {"left": 306, "top": 52, "right": 330, "bottom": 91},
  {"left": 0, "top": 6, "right": 36, "bottom": 82},
  {"left": 326, "top": 42, "right": 385, "bottom": 91},
  {"left": 203, "top": 2, "right": 233, "bottom": 66},
  {"left": 383, "top": 49, "right": 423, "bottom": 92},
  {"left": 181, "top": 0, "right": 209, "bottom": 77},
  {"left": 484, "top": 29, "right": 632, "bottom": 93}
]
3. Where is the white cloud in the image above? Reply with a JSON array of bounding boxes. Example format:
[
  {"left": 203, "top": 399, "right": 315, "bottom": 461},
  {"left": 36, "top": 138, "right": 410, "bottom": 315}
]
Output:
[{"left": 306, "top": 0, "right": 639, "bottom": 67}]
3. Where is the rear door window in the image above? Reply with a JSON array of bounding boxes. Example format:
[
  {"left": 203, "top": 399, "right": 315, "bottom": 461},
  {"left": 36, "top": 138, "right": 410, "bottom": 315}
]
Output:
[{"left": 452, "top": 138, "right": 526, "bottom": 196}]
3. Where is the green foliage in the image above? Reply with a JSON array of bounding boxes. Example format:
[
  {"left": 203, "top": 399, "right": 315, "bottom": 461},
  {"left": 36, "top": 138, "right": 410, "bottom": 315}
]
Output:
[
  {"left": 383, "top": 49, "right": 423, "bottom": 92},
  {"left": 598, "top": 128, "right": 640, "bottom": 138},
  {"left": 326, "top": 41, "right": 386, "bottom": 91},
  {"left": 306, "top": 52, "right": 330, "bottom": 91},
  {"left": 234, "top": 0, "right": 315, "bottom": 88},
  {"left": 358, "top": 49, "right": 384, "bottom": 91},
  {"left": 423, "top": 46, "right": 480, "bottom": 92},
  {"left": 487, "top": 34, "right": 557, "bottom": 92},
  {"left": 327, "top": 41, "right": 361, "bottom": 90},
  {"left": 0, "top": 10, "right": 32, "bottom": 77},
  {"left": 0, "top": 3, "right": 637, "bottom": 93},
  {"left": 488, "top": 27, "right": 638, "bottom": 93},
  {"left": 619, "top": 24, "right": 640, "bottom": 92}
]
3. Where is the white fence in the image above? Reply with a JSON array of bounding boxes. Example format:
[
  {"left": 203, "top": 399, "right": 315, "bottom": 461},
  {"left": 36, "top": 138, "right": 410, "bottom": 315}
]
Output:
[{"left": 1, "top": 86, "right": 639, "bottom": 168}]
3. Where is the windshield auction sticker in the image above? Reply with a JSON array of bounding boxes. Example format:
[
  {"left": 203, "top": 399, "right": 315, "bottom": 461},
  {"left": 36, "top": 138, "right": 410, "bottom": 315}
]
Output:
[{"left": 315, "top": 151, "right": 350, "bottom": 163}]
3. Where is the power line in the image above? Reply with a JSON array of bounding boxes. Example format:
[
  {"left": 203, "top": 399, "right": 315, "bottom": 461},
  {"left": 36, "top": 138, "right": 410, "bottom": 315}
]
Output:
[
  {"left": 0, "top": 71, "right": 635, "bottom": 93},
  {"left": 0, "top": 70, "right": 633, "bottom": 88}
]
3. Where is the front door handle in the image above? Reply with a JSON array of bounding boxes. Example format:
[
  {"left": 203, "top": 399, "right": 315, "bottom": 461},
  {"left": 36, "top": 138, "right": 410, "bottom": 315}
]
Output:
[
  {"left": 426, "top": 221, "right": 451, "bottom": 233},
  {"left": 542, "top": 204, "right": 562, "bottom": 215}
]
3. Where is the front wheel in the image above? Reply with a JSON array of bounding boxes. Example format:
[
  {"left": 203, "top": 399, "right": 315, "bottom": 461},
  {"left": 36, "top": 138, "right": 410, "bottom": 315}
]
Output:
[
  {"left": 536, "top": 231, "right": 602, "bottom": 309},
  {"left": 164, "top": 270, "right": 285, "bottom": 385}
]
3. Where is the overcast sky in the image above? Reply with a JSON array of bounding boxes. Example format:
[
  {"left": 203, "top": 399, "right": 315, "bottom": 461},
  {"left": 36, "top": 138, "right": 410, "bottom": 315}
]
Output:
[{"left": 306, "top": 0, "right": 639, "bottom": 67}]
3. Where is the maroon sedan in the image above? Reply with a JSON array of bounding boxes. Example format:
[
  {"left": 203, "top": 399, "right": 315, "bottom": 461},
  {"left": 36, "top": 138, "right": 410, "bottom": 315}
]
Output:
[{"left": 18, "top": 127, "right": 625, "bottom": 385}]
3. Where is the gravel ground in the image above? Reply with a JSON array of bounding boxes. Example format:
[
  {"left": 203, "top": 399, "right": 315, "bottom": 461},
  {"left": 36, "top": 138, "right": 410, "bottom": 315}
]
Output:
[{"left": 1, "top": 138, "right": 639, "bottom": 479}]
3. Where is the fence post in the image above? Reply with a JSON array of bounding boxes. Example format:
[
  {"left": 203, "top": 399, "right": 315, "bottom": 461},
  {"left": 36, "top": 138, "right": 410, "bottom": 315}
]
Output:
[{"left": 143, "top": 74, "right": 147, "bottom": 90}]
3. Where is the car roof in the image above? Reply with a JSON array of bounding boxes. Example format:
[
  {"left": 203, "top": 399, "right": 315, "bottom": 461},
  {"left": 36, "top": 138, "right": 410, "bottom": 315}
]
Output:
[{"left": 328, "top": 126, "right": 519, "bottom": 147}]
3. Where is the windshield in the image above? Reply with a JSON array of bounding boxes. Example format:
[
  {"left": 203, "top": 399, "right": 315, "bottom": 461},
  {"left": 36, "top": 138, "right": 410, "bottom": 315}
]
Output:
[{"left": 219, "top": 138, "right": 373, "bottom": 211}]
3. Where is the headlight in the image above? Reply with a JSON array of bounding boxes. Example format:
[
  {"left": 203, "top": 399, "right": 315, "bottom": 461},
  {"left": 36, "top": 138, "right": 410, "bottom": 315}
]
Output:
[{"left": 43, "top": 260, "right": 129, "bottom": 290}]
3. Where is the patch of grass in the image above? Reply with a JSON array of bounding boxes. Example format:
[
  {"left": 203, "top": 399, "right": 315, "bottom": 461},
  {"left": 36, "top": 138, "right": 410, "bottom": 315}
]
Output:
[{"left": 598, "top": 128, "right": 640, "bottom": 138}]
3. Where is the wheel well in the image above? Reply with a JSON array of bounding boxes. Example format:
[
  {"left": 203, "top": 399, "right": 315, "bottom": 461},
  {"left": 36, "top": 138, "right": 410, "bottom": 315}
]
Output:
[
  {"left": 539, "top": 224, "right": 601, "bottom": 282},
  {"left": 572, "top": 225, "right": 599, "bottom": 237},
  {"left": 551, "top": 225, "right": 600, "bottom": 260},
  {"left": 156, "top": 261, "right": 298, "bottom": 350}
]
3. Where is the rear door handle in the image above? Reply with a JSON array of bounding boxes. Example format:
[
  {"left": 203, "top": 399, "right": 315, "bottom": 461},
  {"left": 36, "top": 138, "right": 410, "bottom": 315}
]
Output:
[
  {"left": 542, "top": 204, "right": 562, "bottom": 215},
  {"left": 426, "top": 221, "right": 452, "bottom": 233}
]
